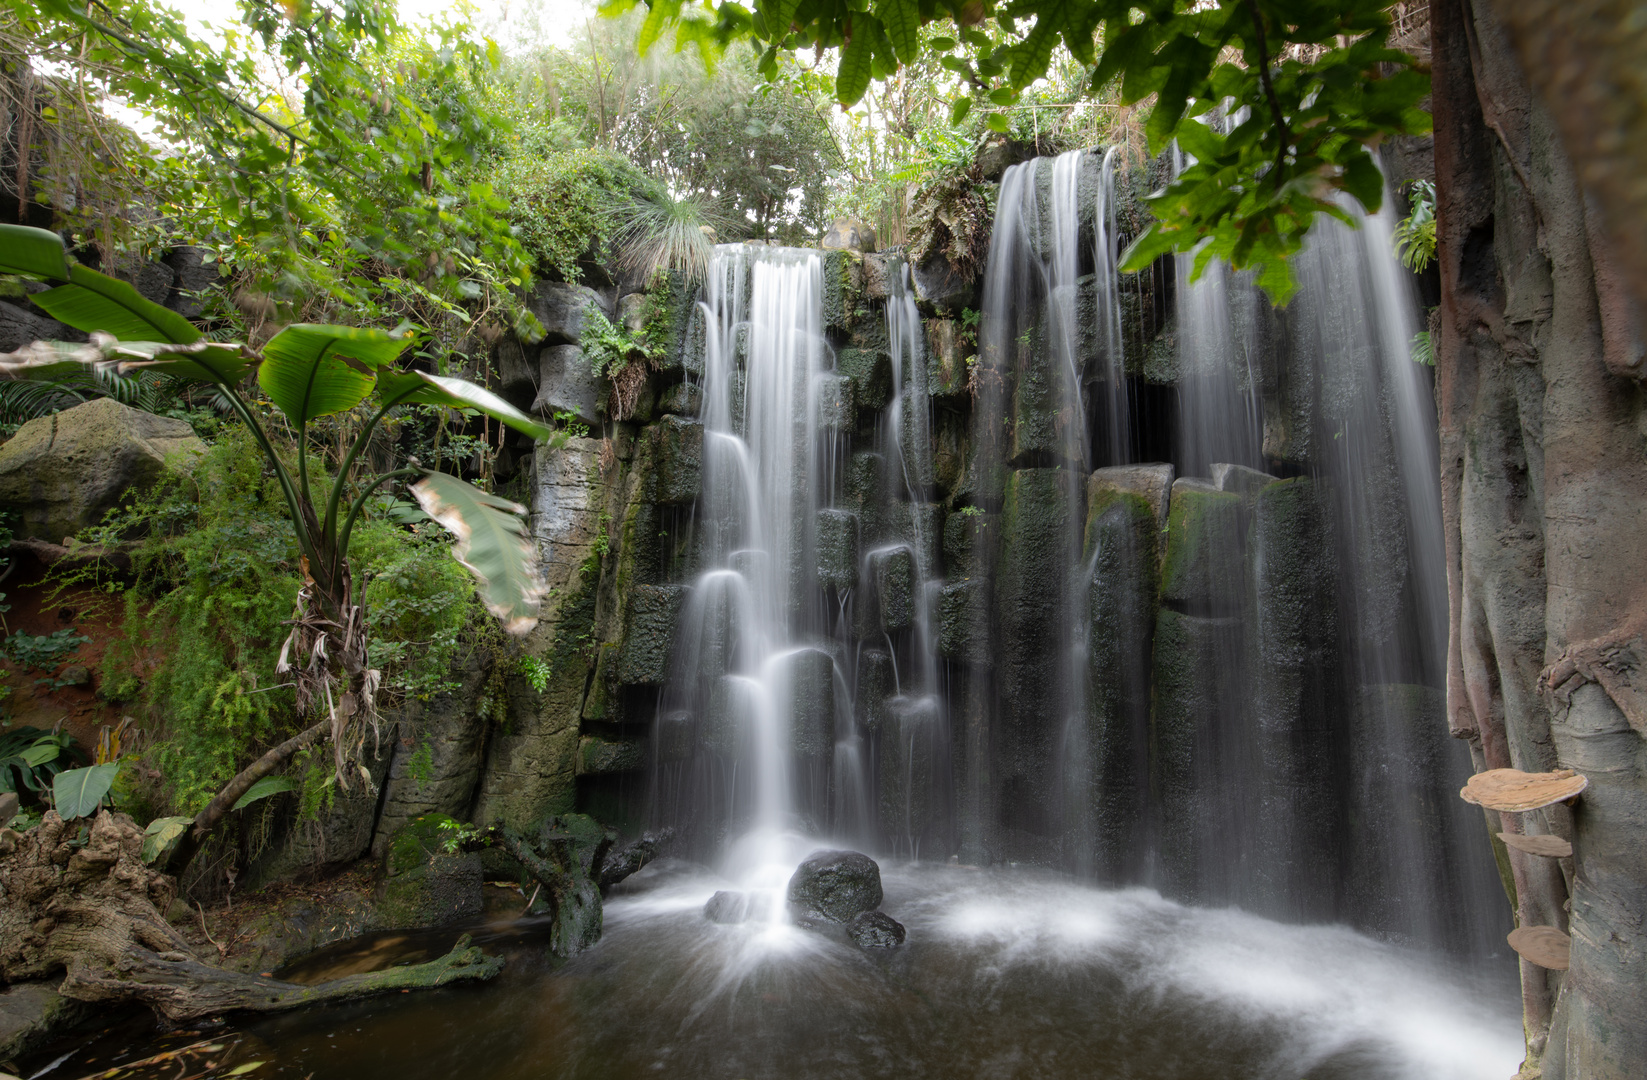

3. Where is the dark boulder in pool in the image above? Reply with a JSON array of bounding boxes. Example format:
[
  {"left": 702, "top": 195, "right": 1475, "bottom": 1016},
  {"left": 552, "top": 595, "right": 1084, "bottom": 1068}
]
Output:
[
  {"left": 704, "top": 891, "right": 751, "bottom": 924},
  {"left": 846, "top": 910, "right": 906, "bottom": 948},
  {"left": 787, "top": 850, "right": 883, "bottom": 923}
]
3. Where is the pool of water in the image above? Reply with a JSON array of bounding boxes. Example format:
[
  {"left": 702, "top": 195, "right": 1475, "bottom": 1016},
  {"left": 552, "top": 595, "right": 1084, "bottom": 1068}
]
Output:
[{"left": 27, "top": 859, "right": 1522, "bottom": 1080}]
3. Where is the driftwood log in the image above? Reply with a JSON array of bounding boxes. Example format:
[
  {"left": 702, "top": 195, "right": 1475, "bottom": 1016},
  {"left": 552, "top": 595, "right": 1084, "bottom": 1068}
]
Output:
[{"left": 0, "top": 811, "right": 502, "bottom": 1022}]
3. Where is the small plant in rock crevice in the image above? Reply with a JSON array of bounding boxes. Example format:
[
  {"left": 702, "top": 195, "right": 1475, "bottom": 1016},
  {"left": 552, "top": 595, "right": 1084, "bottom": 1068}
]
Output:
[{"left": 583, "top": 306, "right": 661, "bottom": 422}]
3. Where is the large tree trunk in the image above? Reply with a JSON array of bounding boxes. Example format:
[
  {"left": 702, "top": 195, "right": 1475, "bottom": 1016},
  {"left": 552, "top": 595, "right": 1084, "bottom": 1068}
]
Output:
[
  {"left": 0, "top": 811, "right": 502, "bottom": 1023},
  {"left": 1433, "top": 3, "right": 1647, "bottom": 1077}
]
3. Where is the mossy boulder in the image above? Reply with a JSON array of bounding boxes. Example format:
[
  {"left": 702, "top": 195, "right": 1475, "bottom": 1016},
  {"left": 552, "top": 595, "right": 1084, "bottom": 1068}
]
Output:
[
  {"left": 939, "top": 579, "right": 992, "bottom": 667},
  {"left": 616, "top": 584, "right": 689, "bottom": 686},
  {"left": 577, "top": 735, "right": 647, "bottom": 776},
  {"left": 943, "top": 510, "right": 996, "bottom": 579},
  {"left": 779, "top": 647, "right": 836, "bottom": 759},
  {"left": 855, "top": 647, "right": 894, "bottom": 731},
  {"left": 1159, "top": 478, "right": 1245, "bottom": 614},
  {"left": 870, "top": 545, "right": 915, "bottom": 633},
  {"left": 787, "top": 849, "right": 883, "bottom": 923},
  {"left": 1149, "top": 608, "right": 1246, "bottom": 903},
  {"left": 822, "top": 248, "right": 866, "bottom": 334},
  {"left": 817, "top": 371, "right": 857, "bottom": 432},
  {"left": 925, "top": 318, "right": 971, "bottom": 399},
  {"left": 816, "top": 508, "right": 860, "bottom": 591},
  {"left": 375, "top": 814, "right": 483, "bottom": 931},
  {"left": 0, "top": 397, "right": 203, "bottom": 543},
  {"left": 639, "top": 415, "right": 703, "bottom": 505},
  {"left": 837, "top": 347, "right": 892, "bottom": 410},
  {"left": 879, "top": 696, "right": 941, "bottom": 851}
]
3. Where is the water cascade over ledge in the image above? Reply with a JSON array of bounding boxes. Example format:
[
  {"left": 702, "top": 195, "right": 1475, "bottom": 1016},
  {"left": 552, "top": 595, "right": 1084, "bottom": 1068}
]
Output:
[{"left": 650, "top": 147, "right": 1504, "bottom": 960}]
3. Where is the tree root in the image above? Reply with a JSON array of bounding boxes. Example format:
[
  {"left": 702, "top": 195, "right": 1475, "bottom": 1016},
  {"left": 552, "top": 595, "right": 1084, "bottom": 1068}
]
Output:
[{"left": 1, "top": 811, "right": 504, "bottom": 1023}]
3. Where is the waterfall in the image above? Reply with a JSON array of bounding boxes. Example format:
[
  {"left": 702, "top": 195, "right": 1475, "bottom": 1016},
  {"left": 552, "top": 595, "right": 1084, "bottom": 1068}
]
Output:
[
  {"left": 654, "top": 241, "right": 952, "bottom": 889},
  {"left": 648, "top": 157, "right": 1502, "bottom": 958}
]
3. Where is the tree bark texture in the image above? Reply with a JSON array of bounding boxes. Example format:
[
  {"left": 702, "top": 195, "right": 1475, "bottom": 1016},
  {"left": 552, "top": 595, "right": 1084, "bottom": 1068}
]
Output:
[
  {"left": 1433, "top": 3, "right": 1647, "bottom": 1077},
  {"left": 1483, "top": 0, "right": 1647, "bottom": 323},
  {"left": 0, "top": 811, "right": 502, "bottom": 1023}
]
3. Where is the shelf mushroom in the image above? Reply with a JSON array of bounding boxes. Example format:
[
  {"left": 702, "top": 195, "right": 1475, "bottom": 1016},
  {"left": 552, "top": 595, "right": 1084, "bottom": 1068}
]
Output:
[
  {"left": 1496, "top": 832, "right": 1574, "bottom": 858},
  {"left": 1508, "top": 925, "right": 1572, "bottom": 970},
  {"left": 1460, "top": 768, "right": 1588, "bottom": 812}
]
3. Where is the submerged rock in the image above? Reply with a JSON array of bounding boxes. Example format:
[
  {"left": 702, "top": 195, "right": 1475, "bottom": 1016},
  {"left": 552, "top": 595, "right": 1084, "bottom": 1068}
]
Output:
[
  {"left": 786, "top": 849, "right": 883, "bottom": 923},
  {"left": 846, "top": 910, "right": 906, "bottom": 949},
  {"left": 704, "top": 890, "right": 751, "bottom": 924}
]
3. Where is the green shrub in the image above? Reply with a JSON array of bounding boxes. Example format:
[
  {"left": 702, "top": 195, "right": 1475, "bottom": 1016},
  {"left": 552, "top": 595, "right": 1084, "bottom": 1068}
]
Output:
[
  {"left": 489, "top": 132, "right": 644, "bottom": 283},
  {"left": 79, "top": 427, "right": 478, "bottom": 816}
]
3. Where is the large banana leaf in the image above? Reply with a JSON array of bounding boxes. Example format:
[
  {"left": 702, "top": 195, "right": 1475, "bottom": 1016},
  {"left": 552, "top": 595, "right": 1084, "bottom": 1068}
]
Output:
[
  {"left": 52, "top": 762, "right": 119, "bottom": 819},
  {"left": 410, "top": 469, "right": 546, "bottom": 634},
  {"left": 259, "top": 324, "right": 411, "bottom": 427},
  {"left": 31, "top": 264, "right": 200, "bottom": 344},
  {"left": 0, "top": 335, "right": 252, "bottom": 386},
  {"left": 376, "top": 370, "right": 558, "bottom": 441},
  {"left": 0, "top": 224, "right": 72, "bottom": 281}
]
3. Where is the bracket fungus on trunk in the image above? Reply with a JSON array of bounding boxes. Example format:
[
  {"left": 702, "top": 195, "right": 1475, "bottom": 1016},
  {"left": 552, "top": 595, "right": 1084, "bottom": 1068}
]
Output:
[
  {"left": 1497, "top": 832, "right": 1574, "bottom": 858},
  {"left": 1460, "top": 768, "right": 1588, "bottom": 812},
  {"left": 1507, "top": 925, "right": 1572, "bottom": 971}
]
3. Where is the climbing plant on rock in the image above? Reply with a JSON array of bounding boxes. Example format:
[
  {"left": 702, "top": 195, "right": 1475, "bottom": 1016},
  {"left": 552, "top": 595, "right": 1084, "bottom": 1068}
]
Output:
[
  {"left": 0, "top": 224, "right": 562, "bottom": 873},
  {"left": 607, "top": 0, "right": 1431, "bottom": 302}
]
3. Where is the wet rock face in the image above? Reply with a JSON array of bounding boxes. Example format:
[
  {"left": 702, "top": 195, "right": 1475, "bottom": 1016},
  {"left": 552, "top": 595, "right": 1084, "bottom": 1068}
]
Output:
[
  {"left": 530, "top": 281, "right": 611, "bottom": 346},
  {"left": 786, "top": 850, "right": 883, "bottom": 923},
  {"left": 846, "top": 910, "right": 906, "bottom": 948},
  {"left": 822, "top": 218, "right": 878, "bottom": 254}
]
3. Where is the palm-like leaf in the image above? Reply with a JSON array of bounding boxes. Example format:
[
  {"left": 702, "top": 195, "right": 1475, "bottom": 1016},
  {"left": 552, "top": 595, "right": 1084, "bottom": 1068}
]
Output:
[
  {"left": 376, "top": 370, "right": 559, "bottom": 441},
  {"left": 259, "top": 324, "right": 411, "bottom": 426},
  {"left": 52, "top": 762, "right": 119, "bottom": 819},
  {"left": 410, "top": 469, "right": 546, "bottom": 634},
  {"left": 0, "top": 224, "right": 73, "bottom": 281},
  {"left": 32, "top": 264, "right": 201, "bottom": 344}
]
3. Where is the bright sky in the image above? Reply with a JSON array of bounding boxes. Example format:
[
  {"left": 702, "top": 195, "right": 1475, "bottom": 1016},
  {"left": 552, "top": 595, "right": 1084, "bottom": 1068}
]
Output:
[{"left": 165, "top": 0, "right": 593, "bottom": 54}]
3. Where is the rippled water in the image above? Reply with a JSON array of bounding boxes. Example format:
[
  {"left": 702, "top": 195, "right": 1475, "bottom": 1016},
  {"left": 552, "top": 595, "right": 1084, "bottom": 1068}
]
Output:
[{"left": 37, "top": 858, "right": 1521, "bottom": 1080}]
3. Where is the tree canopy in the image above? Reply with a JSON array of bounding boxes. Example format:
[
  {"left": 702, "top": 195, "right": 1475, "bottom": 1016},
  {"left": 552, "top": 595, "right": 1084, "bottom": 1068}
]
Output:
[{"left": 603, "top": 0, "right": 1431, "bottom": 300}]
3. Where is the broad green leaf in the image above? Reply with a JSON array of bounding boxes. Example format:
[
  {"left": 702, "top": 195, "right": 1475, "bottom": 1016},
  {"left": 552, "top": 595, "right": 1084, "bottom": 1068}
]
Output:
[
  {"left": 836, "top": 19, "right": 874, "bottom": 105},
  {"left": 111, "top": 340, "right": 254, "bottom": 385},
  {"left": 375, "top": 371, "right": 559, "bottom": 442},
  {"left": 259, "top": 324, "right": 411, "bottom": 427},
  {"left": 31, "top": 265, "right": 200, "bottom": 344},
  {"left": 20, "top": 742, "right": 64, "bottom": 767},
  {"left": 1119, "top": 224, "right": 1180, "bottom": 274},
  {"left": 761, "top": 0, "right": 800, "bottom": 37},
  {"left": 0, "top": 224, "right": 72, "bottom": 282},
  {"left": 141, "top": 816, "right": 192, "bottom": 865},
  {"left": 637, "top": 0, "right": 681, "bottom": 54},
  {"left": 53, "top": 762, "right": 119, "bottom": 819},
  {"left": 986, "top": 112, "right": 1011, "bottom": 133},
  {"left": 410, "top": 470, "right": 546, "bottom": 634},
  {"left": 949, "top": 96, "right": 972, "bottom": 125},
  {"left": 1340, "top": 150, "right": 1385, "bottom": 214},
  {"left": 876, "top": 0, "right": 920, "bottom": 64},
  {"left": 232, "top": 775, "right": 297, "bottom": 811}
]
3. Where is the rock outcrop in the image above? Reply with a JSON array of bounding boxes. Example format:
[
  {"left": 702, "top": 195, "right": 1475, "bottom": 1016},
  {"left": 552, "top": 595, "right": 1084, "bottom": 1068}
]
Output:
[{"left": 0, "top": 397, "right": 203, "bottom": 543}]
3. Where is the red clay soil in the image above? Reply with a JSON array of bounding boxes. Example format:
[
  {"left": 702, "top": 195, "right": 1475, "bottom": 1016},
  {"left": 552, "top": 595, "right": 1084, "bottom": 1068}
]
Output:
[{"left": 1, "top": 551, "right": 149, "bottom": 751}]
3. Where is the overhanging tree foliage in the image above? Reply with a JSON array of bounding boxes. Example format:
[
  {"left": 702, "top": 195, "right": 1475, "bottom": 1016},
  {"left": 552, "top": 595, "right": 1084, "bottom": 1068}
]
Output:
[
  {"left": 0, "top": 222, "right": 560, "bottom": 872},
  {"left": 610, "top": 0, "right": 1430, "bottom": 301}
]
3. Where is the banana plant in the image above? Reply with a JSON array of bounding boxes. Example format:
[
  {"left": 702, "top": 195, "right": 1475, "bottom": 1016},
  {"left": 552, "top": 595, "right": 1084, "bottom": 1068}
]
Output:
[{"left": 0, "top": 223, "right": 559, "bottom": 869}]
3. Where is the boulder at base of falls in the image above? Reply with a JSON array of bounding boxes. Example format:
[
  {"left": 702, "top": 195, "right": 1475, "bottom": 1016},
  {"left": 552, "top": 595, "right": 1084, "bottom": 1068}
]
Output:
[
  {"left": 846, "top": 910, "right": 906, "bottom": 949},
  {"left": 786, "top": 850, "right": 883, "bottom": 923},
  {"left": 704, "top": 891, "right": 751, "bottom": 924}
]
